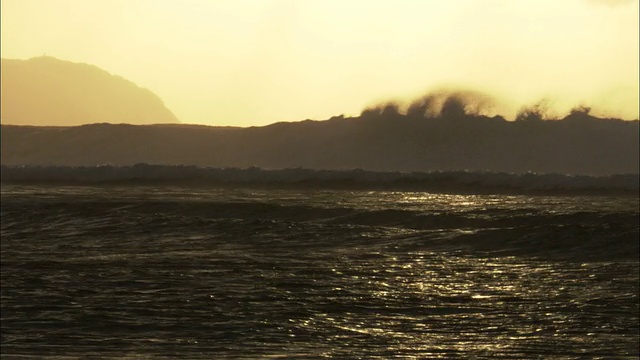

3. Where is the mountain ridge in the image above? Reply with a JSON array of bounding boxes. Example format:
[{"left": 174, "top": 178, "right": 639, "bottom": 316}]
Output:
[
  {"left": 1, "top": 56, "right": 179, "bottom": 126},
  {"left": 1, "top": 110, "right": 637, "bottom": 176}
]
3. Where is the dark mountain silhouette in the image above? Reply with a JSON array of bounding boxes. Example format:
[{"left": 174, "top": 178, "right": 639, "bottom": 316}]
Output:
[
  {"left": 1, "top": 56, "right": 179, "bottom": 125},
  {"left": 1, "top": 95, "right": 637, "bottom": 175}
]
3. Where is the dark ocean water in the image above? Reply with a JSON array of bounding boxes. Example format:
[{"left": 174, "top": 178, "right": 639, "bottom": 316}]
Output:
[{"left": 1, "top": 185, "right": 638, "bottom": 359}]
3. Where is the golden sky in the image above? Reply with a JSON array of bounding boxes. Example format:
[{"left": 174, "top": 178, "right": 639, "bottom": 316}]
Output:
[{"left": 2, "top": 0, "right": 638, "bottom": 126}]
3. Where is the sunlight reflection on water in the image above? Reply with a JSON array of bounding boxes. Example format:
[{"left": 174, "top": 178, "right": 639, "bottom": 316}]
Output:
[
  {"left": 284, "top": 250, "right": 638, "bottom": 358},
  {"left": 1, "top": 185, "right": 638, "bottom": 358}
]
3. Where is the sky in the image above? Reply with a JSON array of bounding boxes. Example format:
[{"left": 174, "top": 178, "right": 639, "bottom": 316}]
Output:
[{"left": 1, "top": 0, "right": 638, "bottom": 126}]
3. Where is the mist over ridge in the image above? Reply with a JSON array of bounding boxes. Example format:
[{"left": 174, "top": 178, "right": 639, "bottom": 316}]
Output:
[
  {"left": 1, "top": 55, "right": 636, "bottom": 127},
  {"left": 358, "top": 88, "right": 638, "bottom": 122}
]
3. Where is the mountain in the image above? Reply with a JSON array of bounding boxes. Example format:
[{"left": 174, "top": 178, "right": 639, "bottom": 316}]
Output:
[
  {"left": 1, "top": 56, "right": 179, "bottom": 125},
  {"left": 1, "top": 110, "right": 638, "bottom": 175}
]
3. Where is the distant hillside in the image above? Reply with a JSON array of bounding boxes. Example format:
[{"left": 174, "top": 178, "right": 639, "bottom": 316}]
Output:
[
  {"left": 1, "top": 108, "right": 637, "bottom": 175},
  {"left": 1, "top": 56, "right": 179, "bottom": 125}
]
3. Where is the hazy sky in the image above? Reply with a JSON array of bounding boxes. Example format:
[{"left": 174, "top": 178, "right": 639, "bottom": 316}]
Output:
[{"left": 2, "top": 0, "right": 638, "bottom": 126}]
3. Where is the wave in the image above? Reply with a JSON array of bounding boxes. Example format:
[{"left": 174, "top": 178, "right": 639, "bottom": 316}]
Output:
[
  {"left": 2, "top": 193, "right": 637, "bottom": 261},
  {"left": 1, "top": 165, "right": 638, "bottom": 196}
]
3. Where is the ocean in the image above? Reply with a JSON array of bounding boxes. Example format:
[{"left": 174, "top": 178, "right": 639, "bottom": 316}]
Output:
[{"left": 1, "top": 185, "right": 638, "bottom": 359}]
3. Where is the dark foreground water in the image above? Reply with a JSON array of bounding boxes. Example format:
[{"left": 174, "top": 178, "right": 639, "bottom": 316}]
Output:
[{"left": 1, "top": 185, "right": 638, "bottom": 359}]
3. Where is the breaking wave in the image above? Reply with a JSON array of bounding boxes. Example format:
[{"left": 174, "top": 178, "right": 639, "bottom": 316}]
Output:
[{"left": 1, "top": 165, "right": 638, "bottom": 195}]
